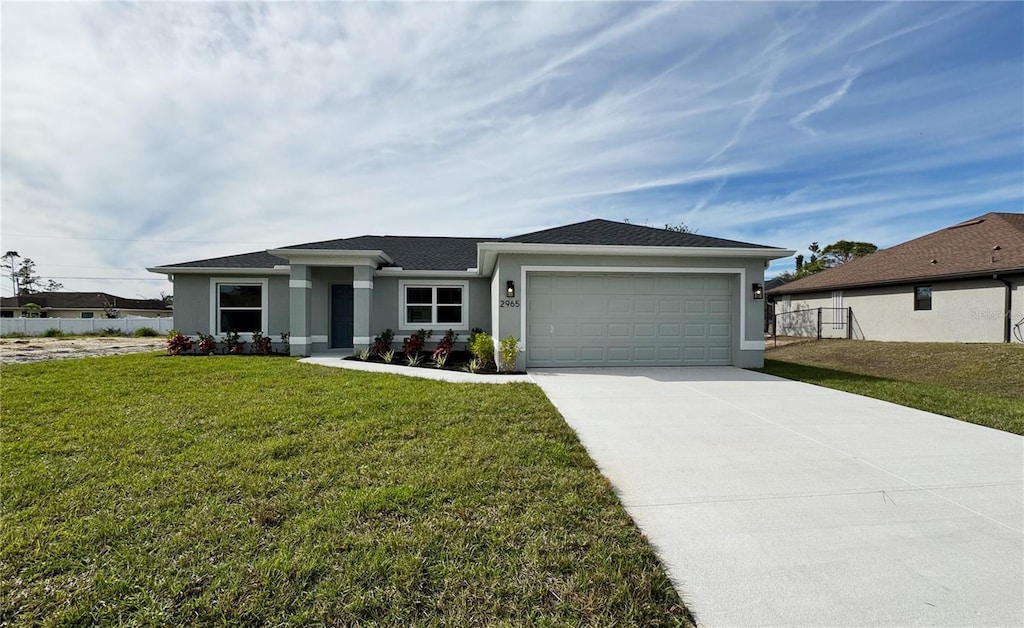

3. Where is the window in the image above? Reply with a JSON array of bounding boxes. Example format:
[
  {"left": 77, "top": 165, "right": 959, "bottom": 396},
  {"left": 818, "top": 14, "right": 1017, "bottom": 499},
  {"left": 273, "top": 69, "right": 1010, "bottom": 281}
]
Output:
[
  {"left": 914, "top": 285, "right": 932, "bottom": 311},
  {"left": 399, "top": 281, "right": 468, "bottom": 329},
  {"left": 81, "top": 312, "right": 94, "bottom": 319},
  {"left": 210, "top": 278, "right": 268, "bottom": 335}
]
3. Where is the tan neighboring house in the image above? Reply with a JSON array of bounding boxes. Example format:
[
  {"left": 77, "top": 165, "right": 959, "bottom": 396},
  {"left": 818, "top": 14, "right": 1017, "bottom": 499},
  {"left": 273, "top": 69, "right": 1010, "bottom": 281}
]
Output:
[
  {"left": 0, "top": 292, "right": 172, "bottom": 319},
  {"left": 769, "top": 212, "right": 1024, "bottom": 343}
]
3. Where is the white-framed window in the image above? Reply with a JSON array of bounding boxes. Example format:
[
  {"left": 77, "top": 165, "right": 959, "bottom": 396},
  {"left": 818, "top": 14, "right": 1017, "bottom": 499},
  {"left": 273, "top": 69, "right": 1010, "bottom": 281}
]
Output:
[
  {"left": 398, "top": 280, "right": 469, "bottom": 331},
  {"left": 209, "top": 277, "right": 269, "bottom": 336},
  {"left": 81, "top": 312, "right": 95, "bottom": 319}
]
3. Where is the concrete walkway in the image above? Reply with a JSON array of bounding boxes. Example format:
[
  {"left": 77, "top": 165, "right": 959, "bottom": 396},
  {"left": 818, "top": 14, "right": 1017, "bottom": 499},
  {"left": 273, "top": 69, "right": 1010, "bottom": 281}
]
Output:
[{"left": 531, "top": 367, "right": 1023, "bottom": 627}]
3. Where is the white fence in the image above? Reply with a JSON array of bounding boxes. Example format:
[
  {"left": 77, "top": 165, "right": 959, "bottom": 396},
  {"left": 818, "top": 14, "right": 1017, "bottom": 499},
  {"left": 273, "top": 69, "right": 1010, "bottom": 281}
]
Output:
[{"left": 1, "top": 317, "right": 175, "bottom": 336}]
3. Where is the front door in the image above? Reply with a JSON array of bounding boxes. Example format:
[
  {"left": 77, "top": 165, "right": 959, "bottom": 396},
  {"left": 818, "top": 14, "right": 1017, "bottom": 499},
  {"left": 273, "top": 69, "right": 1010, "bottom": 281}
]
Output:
[{"left": 330, "top": 284, "right": 354, "bottom": 348}]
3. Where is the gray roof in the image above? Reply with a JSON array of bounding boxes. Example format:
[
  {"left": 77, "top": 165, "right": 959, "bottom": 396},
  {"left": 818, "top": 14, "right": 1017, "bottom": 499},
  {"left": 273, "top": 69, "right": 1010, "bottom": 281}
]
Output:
[
  {"left": 279, "top": 236, "right": 489, "bottom": 271},
  {"left": 156, "top": 219, "right": 775, "bottom": 272},
  {"left": 158, "top": 250, "right": 287, "bottom": 270},
  {"left": 1, "top": 292, "right": 171, "bottom": 311},
  {"left": 503, "top": 219, "right": 773, "bottom": 248}
]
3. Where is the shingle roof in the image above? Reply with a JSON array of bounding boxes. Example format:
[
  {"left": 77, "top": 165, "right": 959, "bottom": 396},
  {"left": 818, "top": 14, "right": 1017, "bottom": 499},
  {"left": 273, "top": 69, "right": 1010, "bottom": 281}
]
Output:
[
  {"left": 156, "top": 219, "right": 778, "bottom": 272},
  {"left": 279, "top": 236, "right": 489, "bottom": 271},
  {"left": 502, "top": 219, "right": 773, "bottom": 248},
  {"left": 158, "top": 251, "right": 288, "bottom": 269},
  {"left": 0, "top": 292, "right": 171, "bottom": 311},
  {"left": 770, "top": 212, "right": 1024, "bottom": 295}
]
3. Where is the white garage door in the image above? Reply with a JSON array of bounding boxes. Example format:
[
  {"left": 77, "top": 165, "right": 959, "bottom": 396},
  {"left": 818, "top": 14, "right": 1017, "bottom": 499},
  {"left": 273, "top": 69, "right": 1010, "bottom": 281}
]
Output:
[{"left": 526, "top": 272, "right": 734, "bottom": 367}]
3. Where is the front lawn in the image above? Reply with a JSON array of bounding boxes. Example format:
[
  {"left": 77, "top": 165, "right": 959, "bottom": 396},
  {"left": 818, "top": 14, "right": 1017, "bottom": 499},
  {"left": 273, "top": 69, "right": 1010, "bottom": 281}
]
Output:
[
  {"left": 762, "top": 340, "right": 1024, "bottom": 435},
  {"left": 1, "top": 355, "right": 690, "bottom": 625}
]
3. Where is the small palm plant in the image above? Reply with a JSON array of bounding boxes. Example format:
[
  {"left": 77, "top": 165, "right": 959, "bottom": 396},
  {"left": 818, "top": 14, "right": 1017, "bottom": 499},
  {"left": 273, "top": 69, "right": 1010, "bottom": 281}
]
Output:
[{"left": 382, "top": 349, "right": 396, "bottom": 364}]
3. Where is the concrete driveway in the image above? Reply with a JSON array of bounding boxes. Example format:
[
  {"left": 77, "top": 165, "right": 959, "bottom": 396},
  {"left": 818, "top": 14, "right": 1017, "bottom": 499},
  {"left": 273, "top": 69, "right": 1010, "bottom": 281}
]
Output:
[{"left": 531, "top": 367, "right": 1023, "bottom": 627}]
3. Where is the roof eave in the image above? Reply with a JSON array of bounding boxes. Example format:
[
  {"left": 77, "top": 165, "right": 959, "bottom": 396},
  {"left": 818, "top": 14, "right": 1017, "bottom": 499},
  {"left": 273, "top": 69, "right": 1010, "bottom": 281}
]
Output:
[
  {"left": 477, "top": 242, "right": 794, "bottom": 275},
  {"left": 267, "top": 248, "right": 395, "bottom": 267},
  {"left": 148, "top": 266, "right": 289, "bottom": 276}
]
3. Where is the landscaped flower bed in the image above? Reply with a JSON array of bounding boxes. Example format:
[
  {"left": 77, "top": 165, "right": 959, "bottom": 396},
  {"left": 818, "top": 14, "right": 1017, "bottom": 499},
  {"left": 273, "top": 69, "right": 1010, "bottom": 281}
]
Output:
[
  {"left": 346, "top": 328, "right": 525, "bottom": 375},
  {"left": 164, "top": 330, "right": 291, "bottom": 356}
]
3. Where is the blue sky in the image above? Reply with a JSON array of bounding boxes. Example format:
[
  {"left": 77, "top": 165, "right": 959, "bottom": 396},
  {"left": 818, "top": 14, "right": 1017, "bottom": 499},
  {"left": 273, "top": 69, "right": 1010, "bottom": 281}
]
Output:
[{"left": 2, "top": 2, "right": 1021, "bottom": 298}]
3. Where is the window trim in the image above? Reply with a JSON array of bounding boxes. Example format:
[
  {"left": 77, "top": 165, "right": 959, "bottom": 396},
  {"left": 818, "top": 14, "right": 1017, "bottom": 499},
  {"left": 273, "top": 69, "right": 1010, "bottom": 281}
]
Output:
[
  {"left": 209, "top": 277, "right": 269, "bottom": 337},
  {"left": 913, "top": 285, "right": 932, "bottom": 311},
  {"left": 397, "top": 279, "right": 469, "bottom": 331}
]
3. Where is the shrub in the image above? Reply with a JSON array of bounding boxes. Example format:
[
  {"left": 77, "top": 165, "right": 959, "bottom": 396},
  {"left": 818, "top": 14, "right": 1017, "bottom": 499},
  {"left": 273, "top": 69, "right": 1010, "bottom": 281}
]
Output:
[
  {"left": 381, "top": 349, "right": 395, "bottom": 364},
  {"left": 279, "top": 332, "right": 290, "bottom": 354},
  {"left": 406, "top": 353, "right": 423, "bottom": 367},
  {"left": 224, "top": 330, "right": 245, "bottom": 355},
  {"left": 498, "top": 336, "right": 521, "bottom": 372},
  {"left": 468, "top": 331, "right": 494, "bottom": 367},
  {"left": 41, "top": 328, "right": 64, "bottom": 338},
  {"left": 463, "top": 358, "right": 480, "bottom": 374},
  {"left": 99, "top": 327, "right": 125, "bottom": 337},
  {"left": 466, "top": 327, "right": 485, "bottom": 348},
  {"left": 373, "top": 329, "right": 394, "bottom": 356},
  {"left": 356, "top": 348, "right": 372, "bottom": 361},
  {"left": 134, "top": 327, "right": 159, "bottom": 337},
  {"left": 431, "top": 329, "right": 458, "bottom": 362},
  {"left": 251, "top": 331, "right": 272, "bottom": 355},
  {"left": 197, "top": 333, "right": 217, "bottom": 355},
  {"left": 433, "top": 354, "right": 447, "bottom": 369},
  {"left": 402, "top": 329, "right": 431, "bottom": 357},
  {"left": 166, "top": 332, "right": 194, "bottom": 356}
]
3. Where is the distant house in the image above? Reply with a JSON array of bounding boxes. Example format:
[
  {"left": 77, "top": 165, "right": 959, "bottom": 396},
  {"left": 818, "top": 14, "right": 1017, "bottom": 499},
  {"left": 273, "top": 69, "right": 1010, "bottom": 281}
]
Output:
[
  {"left": 0, "top": 292, "right": 172, "bottom": 319},
  {"left": 769, "top": 212, "right": 1024, "bottom": 343}
]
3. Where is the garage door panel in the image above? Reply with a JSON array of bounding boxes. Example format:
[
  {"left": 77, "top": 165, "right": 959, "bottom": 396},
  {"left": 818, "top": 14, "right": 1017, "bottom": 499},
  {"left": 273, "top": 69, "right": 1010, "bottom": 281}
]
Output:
[
  {"left": 709, "top": 323, "right": 731, "bottom": 338},
  {"left": 684, "top": 300, "right": 707, "bottom": 314},
  {"left": 526, "top": 272, "right": 734, "bottom": 367},
  {"left": 710, "top": 299, "right": 731, "bottom": 314},
  {"left": 660, "top": 323, "right": 682, "bottom": 337},
  {"left": 659, "top": 299, "right": 682, "bottom": 314},
  {"left": 607, "top": 323, "right": 631, "bottom": 337},
  {"left": 684, "top": 323, "right": 706, "bottom": 338},
  {"left": 635, "top": 323, "right": 656, "bottom": 337},
  {"left": 634, "top": 298, "right": 657, "bottom": 314}
]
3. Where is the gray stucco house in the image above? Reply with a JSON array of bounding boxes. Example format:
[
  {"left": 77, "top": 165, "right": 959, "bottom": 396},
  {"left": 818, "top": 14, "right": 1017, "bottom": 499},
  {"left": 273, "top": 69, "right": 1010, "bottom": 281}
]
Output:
[{"left": 149, "top": 220, "right": 793, "bottom": 368}]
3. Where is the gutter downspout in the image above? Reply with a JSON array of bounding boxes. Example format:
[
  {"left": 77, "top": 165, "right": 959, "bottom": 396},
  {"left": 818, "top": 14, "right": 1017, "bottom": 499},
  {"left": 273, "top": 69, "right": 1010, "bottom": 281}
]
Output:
[{"left": 994, "top": 274, "right": 1012, "bottom": 343}]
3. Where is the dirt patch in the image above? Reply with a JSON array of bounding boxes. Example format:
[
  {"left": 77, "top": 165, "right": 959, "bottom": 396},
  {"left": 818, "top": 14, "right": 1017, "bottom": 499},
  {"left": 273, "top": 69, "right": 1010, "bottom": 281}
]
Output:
[{"left": 0, "top": 337, "right": 165, "bottom": 365}]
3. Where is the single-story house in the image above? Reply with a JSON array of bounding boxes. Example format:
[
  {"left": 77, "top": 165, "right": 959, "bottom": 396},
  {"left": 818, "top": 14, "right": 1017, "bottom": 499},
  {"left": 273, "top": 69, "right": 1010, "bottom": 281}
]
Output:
[
  {"left": 0, "top": 292, "right": 172, "bottom": 319},
  {"left": 148, "top": 219, "right": 793, "bottom": 367},
  {"left": 769, "top": 212, "right": 1024, "bottom": 343}
]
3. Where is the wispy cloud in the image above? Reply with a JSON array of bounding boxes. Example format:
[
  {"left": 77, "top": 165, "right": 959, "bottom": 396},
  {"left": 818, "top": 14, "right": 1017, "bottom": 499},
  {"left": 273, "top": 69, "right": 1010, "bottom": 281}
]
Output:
[
  {"left": 790, "top": 68, "right": 861, "bottom": 136},
  {"left": 0, "top": 2, "right": 1020, "bottom": 297}
]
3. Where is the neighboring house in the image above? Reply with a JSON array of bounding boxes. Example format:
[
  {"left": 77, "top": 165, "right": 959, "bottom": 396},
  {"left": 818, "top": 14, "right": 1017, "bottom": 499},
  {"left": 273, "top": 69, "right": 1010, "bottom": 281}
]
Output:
[
  {"left": 769, "top": 212, "right": 1024, "bottom": 343},
  {"left": 0, "top": 292, "right": 172, "bottom": 319},
  {"left": 148, "top": 219, "right": 793, "bottom": 367}
]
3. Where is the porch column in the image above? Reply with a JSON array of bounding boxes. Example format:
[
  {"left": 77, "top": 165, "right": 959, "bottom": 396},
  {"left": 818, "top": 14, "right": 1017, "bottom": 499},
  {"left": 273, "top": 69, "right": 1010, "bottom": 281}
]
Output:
[
  {"left": 289, "top": 264, "right": 312, "bottom": 356},
  {"left": 353, "top": 265, "right": 374, "bottom": 351}
]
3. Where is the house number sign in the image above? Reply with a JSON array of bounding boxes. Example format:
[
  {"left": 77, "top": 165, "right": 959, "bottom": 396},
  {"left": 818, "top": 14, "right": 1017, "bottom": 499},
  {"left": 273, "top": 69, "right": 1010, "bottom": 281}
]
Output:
[{"left": 499, "top": 299, "right": 521, "bottom": 308}]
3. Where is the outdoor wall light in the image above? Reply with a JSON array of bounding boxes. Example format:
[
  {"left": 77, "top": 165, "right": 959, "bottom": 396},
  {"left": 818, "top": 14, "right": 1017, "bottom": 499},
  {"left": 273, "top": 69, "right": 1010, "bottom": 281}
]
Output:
[
  {"left": 506, "top": 280, "right": 516, "bottom": 298},
  {"left": 752, "top": 283, "right": 764, "bottom": 300}
]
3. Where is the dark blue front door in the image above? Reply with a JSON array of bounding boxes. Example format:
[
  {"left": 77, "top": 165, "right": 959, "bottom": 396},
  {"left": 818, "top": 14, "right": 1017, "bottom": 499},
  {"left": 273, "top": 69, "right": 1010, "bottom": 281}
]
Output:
[{"left": 330, "top": 284, "right": 354, "bottom": 348}]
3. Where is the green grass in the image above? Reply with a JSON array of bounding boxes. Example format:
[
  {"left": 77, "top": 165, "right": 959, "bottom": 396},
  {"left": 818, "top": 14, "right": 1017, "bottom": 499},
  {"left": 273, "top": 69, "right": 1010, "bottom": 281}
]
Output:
[
  {"left": 1, "top": 354, "right": 690, "bottom": 626},
  {"left": 762, "top": 340, "right": 1024, "bottom": 435}
]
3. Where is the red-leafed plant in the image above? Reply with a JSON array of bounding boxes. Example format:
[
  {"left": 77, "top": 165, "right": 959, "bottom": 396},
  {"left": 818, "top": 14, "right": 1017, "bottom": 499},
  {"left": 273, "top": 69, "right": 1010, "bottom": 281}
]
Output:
[
  {"left": 166, "top": 331, "right": 194, "bottom": 356},
  {"left": 197, "top": 333, "right": 217, "bottom": 355},
  {"left": 251, "top": 330, "right": 272, "bottom": 355},
  {"left": 372, "top": 329, "right": 394, "bottom": 356},
  {"left": 431, "top": 329, "right": 459, "bottom": 362},
  {"left": 402, "top": 329, "right": 431, "bottom": 358}
]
